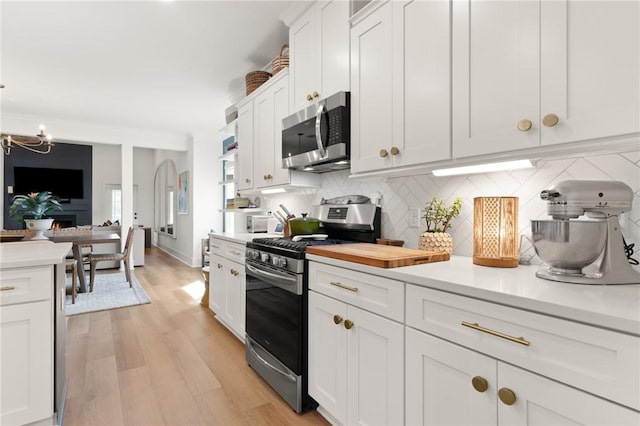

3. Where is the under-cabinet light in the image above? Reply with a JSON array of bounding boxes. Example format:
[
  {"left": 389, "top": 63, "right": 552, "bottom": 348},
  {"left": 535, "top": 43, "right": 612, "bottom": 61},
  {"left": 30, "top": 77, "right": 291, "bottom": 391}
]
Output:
[
  {"left": 261, "top": 188, "right": 286, "bottom": 194},
  {"left": 432, "top": 159, "right": 535, "bottom": 177}
]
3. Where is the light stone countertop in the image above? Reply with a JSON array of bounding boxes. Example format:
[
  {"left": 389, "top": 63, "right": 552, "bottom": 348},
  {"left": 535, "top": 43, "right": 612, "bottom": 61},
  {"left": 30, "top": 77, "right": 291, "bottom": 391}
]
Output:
[
  {"left": 307, "top": 253, "right": 640, "bottom": 336},
  {"left": 0, "top": 240, "right": 72, "bottom": 269}
]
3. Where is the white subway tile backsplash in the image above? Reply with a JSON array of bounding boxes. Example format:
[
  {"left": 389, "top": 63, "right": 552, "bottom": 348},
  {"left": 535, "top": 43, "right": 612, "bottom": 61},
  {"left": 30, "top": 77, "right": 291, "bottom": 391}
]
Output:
[{"left": 263, "top": 151, "right": 640, "bottom": 261}]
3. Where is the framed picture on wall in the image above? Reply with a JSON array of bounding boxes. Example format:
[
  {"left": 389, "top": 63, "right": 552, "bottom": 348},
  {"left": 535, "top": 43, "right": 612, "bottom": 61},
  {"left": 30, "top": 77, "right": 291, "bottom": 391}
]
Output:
[{"left": 178, "top": 170, "right": 188, "bottom": 215}]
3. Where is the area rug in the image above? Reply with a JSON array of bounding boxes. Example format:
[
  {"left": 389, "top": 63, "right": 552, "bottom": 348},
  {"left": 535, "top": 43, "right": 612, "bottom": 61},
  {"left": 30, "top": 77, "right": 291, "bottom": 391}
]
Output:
[{"left": 65, "top": 271, "right": 151, "bottom": 316}]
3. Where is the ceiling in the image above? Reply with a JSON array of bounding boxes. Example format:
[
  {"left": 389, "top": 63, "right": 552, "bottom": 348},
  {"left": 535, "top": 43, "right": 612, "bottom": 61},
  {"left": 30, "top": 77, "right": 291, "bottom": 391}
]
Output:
[{"left": 1, "top": 1, "right": 294, "bottom": 140}]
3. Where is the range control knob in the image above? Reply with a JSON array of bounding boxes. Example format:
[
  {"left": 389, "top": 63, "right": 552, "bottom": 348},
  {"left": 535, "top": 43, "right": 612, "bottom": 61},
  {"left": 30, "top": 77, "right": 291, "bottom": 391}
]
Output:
[
  {"left": 260, "top": 253, "right": 271, "bottom": 263},
  {"left": 272, "top": 257, "right": 287, "bottom": 268},
  {"left": 246, "top": 250, "right": 259, "bottom": 260}
]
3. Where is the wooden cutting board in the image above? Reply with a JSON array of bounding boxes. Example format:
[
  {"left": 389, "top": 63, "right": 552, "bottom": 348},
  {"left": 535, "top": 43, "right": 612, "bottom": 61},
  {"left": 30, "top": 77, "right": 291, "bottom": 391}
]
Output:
[{"left": 306, "top": 243, "right": 450, "bottom": 268}]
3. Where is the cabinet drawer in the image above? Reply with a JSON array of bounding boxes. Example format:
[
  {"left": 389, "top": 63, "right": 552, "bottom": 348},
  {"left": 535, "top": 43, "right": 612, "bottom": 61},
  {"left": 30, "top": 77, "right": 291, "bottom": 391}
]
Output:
[
  {"left": 208, "top": 236, "right": 224, "bottom": 256},
  {"left": 406, "top": 284, "right": 640, "bottom": 411},
  {"left": 309, "top": 262, "right": 404, "bottom": 322},
  {"left": 0, "top": 267, "right": 52, "bottom": 306},
  {"left": 223, "top": 242, "right": 245, "bottom": 263}
]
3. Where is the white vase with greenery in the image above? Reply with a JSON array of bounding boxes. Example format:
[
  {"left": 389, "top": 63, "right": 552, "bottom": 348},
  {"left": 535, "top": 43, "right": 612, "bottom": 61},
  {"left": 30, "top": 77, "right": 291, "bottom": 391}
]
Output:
[
  {"left": 419, "top": 195, "right": 463, "bottom": 254},
  {"left": 9, "top": 191, "right": 63, "bottom": 240}
]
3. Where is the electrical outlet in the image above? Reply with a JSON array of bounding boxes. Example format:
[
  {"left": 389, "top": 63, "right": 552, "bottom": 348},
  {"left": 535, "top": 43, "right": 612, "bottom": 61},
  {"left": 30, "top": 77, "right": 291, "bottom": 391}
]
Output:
[{"left": 408, "top": 208, "right": 421, "bottom": 228}]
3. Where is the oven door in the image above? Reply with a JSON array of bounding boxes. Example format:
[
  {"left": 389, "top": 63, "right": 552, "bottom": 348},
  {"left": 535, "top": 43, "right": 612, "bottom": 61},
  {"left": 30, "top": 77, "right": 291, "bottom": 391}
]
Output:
[{"left": 245, "top": 259, "right": 304, "bottom": 374}]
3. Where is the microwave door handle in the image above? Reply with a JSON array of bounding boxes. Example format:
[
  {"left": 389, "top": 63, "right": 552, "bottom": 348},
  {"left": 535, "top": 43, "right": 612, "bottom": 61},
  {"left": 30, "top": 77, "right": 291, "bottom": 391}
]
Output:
[{"left": 315, "top": 103, "right": 326, "bottom": 158}]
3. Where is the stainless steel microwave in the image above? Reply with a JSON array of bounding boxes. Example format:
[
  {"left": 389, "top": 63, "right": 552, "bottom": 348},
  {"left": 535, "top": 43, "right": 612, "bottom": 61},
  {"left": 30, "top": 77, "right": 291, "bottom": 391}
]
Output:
[{"left": 282, "top": 91, "right": 350, "bottom": 173}]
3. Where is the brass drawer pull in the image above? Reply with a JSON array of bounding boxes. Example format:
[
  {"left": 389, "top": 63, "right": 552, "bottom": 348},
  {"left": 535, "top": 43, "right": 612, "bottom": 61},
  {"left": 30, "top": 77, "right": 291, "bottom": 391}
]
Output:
[
  {"left": 330, "top": 281, "right": 358, "bottom": 292},
  {"left": 1, "top": 286, "right": 16, "bottom": 291},
  {"left": 461, "top": 321, "right": 530, "bottom": 346},
  {"left": 229, "top": 250, "right": 242, "bottom": 256},
  {"left": 333, "top": 315, "right": 343, "bottom": 325},
  {"left": 344, "top": 319, "right": 354, "bottom": 330}
]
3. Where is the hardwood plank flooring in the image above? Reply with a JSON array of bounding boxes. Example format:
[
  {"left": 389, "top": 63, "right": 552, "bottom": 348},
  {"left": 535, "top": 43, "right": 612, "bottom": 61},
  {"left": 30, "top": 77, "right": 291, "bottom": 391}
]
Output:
[{"left": 64, "top": 247, "right": 329, "bottom": 426}]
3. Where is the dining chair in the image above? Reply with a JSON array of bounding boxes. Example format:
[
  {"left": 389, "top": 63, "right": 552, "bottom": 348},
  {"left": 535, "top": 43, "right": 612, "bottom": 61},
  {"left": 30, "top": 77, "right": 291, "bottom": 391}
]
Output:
[
  {"left": 65, "top": 258, "right": 78, "bottom": 304},
  {"left": 87, "top": 227, "right": 135, "bottom": 292}
]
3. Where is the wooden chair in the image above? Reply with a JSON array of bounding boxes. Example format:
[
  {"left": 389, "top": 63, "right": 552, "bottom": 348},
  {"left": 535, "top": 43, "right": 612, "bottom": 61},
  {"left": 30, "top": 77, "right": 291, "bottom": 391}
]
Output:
[
  {"left": 87, "top": 227, "right": 135, "bottom": 292},
  {"left": 65, "top": 259, "right": 78, "bottom": 304}
]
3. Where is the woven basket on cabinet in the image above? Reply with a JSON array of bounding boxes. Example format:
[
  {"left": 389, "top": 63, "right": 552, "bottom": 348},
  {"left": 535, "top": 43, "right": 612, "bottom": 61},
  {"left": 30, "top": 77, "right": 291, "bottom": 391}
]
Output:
[
  {"left": 272, "top": 44, "right": 289, "bottom": 75},
  {"left": 245, "top": 70, "right": 271, "bottom": 95}
]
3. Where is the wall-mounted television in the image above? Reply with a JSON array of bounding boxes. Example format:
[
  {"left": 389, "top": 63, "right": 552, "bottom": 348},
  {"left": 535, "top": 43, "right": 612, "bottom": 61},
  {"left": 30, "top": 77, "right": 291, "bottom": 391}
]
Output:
[{"left": 13, "top": 166, "right": 84, "bottom": 199}]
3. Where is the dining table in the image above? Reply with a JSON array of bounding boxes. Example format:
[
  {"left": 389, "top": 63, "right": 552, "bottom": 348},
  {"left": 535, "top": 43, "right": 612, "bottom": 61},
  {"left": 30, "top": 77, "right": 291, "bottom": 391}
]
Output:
[{"left": 49, "top": 232, "right": 121, "bottom": 293}]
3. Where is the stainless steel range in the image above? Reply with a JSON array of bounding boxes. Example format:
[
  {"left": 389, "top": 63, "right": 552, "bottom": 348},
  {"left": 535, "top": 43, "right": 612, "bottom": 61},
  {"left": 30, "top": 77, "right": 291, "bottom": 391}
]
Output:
[{"left": 245, "top": 200, "right": 380, "bottom": 413}]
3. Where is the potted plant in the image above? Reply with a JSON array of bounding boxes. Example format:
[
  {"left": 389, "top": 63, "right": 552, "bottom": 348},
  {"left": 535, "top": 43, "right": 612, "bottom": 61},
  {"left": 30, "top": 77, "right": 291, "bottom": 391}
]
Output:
[
  {"left": 9, "top": 191, "right": 63, "bottom": 239},
  {"left": 419, "top": 195, "right": 463, "bottom": 254}
]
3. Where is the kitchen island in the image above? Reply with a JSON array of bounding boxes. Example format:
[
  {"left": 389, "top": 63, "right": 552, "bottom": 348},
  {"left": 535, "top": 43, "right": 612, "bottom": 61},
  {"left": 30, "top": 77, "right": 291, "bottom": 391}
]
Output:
[
  {"left": 0, "top": 240, "right": 71, "bottom": 425},
  {"left": 306, "top": 253, "right": 640, "bottom": 426}
]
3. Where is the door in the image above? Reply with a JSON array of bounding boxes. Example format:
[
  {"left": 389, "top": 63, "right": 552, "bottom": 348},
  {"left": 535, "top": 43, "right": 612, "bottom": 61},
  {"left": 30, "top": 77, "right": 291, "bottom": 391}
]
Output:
[
  {"left": 208, "top": 254, "right": 225, "bottom": 315},
  {"left": 497, "top": 362, "right": 640, "bottom": 425},
  {"left": 236, "top": 102, "right": 254, "bottom": 191},
  {"left": 393, "top": 0, "right": 451, "bottom": 167},
  {"left": 318, "top": 0, "right": 350, "bottom": 99},
  {"left": 103, "top": 184, "right": 139, "bottom": 225},
  {"left": 350, "top": 1, "right": 394, "bottom": 173},
  {"left": 540, "top": 0, "right": 640, "bottom": 146},
  {"left": 406, "top": 328, "right": 497, "bottom": 426},
  {"left": 289, "top": 5, "right": 317, "bottom": 112},
  {"left": 308, "top": 291, "right": 347, "bottom": 424},
  {"left": 346, "top": 304, "right": 404, "bottom": 426},
  {"left": 452, "top": 0, "right": 540, "bottom": 158},
  {"left": 0, "top": 301, "right": 52, "bottom": 425},
  {"left": 222, "top": 258, "right": 243, "bottom": 337}
]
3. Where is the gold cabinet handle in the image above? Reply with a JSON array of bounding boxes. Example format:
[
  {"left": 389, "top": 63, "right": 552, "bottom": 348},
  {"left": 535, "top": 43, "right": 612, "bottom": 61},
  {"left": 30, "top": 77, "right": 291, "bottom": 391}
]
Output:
[
  {"left": 333, "top": 315, "right": 343, "bottom": 325},
  {"left": 264, "top": 174, "right": 268, "bottom": 180},
  {"left": 498, "top": 387, "right": 517, "bottom": 406},
  {"left": 210, "top": 244, "right": 220, "bottom": 249},
  {"left": 344, "top": 319, "right": 354, "bottom": 330},
  {"left": 461, "top": 321, "right": 530, "bottom": 346},
  {"left": 390, "top": 146, "right": 400, "bottom": 156},
  {"left": 267, "top": 174, "right": 272, "bottom": 179},
  {"left": 472, "top": 376, "right": 489, "bottom": 393},
  {"left": 230, "top": 269, "right": 239, "bottom": 276},
  {"left": 245, "top": 178, "right": 251, "bottom": 183},
  {"left": 330, "top": 281, "right": 358, "bottom": 292},
  {"left": 379, "top": 149, "right": 389, "bottom": 158},
  {"left": 542, "top": 113, "right": 559, "bottom": 127},
  {"left": 229, "top": 250, "right": 242, "bottom": 256},
  {"left": 312, "top": 91, "right": 320, "bottom": 98},
  {"left": 306, "top": 94, "right": 313, "bottom": 102},
  {"left": 0, "top": 286, "right": 16, "bottom": 291},
  {"left": 517, "top": 119, "right": 533, "bottom": 132},
  {"left": 216, "top": 263, "right": 223, "bottom": 269}
]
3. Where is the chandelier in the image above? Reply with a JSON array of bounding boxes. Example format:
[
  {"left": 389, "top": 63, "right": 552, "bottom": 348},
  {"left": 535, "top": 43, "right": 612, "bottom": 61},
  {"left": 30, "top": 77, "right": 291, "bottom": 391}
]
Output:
[{"left": 1, "top": 125, "right": 54, "bottom": 155}]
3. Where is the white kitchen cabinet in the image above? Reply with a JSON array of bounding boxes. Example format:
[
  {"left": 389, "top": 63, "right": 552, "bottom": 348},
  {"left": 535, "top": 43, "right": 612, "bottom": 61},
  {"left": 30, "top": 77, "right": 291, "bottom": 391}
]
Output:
[
  {"left": 308, "top": 262, "right": 404, "bottom": 426},
  {"left": 208, "top": 236, "right": 246, "bottom": 341},
  {"left": 289, "top": 0, "right": 350, "bottom": 112},
  {"left": 0, "top": 267, "right": 53, "bottom": 426},
  {"left": 452, "top": 0, "right": 640, "bottom": 158},
  {"left": 235, "top": 101, "right": 254, "bottom": 191},
  {"left": 254, "top": 71, "right": 290, "bottom": 188},
  {"left": 406, "top": 328, "right": 640, "bottom": 426},
  {"left": 351, "top": 0, "right": 451, "bottom": 174}
]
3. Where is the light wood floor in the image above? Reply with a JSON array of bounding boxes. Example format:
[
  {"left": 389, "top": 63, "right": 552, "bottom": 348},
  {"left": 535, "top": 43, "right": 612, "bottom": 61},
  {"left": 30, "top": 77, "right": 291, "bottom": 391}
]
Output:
[{"left": 64, "top": 247, "right": 329, "bottom": 426}]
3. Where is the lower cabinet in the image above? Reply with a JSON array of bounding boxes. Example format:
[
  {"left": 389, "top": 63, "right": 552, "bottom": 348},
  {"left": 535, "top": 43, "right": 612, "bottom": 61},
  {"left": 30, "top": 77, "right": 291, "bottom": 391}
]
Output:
[
  {"left": 308, "top": 290, "right": 404, "bottom": 426},
  {"left": 208, "top": 237, "right": 246, "bottom": 341},
  {"left": 1, "top": 267, "right": 54, "bottom": 425},
  {"left": 406, "top": 328, "right": 639, "bottom": 425}
]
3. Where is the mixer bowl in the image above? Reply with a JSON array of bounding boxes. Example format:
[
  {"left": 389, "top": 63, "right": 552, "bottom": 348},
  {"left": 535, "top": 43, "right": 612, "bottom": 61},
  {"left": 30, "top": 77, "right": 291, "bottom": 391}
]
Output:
[{"left": 531, "top": 219, "right": 607, "bottom": 274}]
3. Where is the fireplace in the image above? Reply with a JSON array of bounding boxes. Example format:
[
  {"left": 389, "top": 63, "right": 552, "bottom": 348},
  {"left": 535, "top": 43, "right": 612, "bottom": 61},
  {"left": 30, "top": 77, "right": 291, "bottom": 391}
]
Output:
[{"left": 49, "top": 215, "right": 77, "bottom": 229}]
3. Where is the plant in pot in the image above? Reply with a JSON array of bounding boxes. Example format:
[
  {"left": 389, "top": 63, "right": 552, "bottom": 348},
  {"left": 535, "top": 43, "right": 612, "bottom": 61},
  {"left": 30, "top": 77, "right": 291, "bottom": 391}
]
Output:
[
  {"left": 419, "top": 195, "right": 463, "bottom": 254},
  {"left": 9, "top": 191, "right": 63, "bottom": 240}
]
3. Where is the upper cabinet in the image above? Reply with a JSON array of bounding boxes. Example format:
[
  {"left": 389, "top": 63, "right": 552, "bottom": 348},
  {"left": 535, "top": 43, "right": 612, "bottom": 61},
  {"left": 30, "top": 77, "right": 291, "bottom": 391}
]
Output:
[
  {"left": 452, "top": 0, "right": 640, "bottom": 158},
  {"left": 289, "top": 0, "right": 350, "bottom": 112},
  {"left": 235, "top": 101, "right": 254, "bottom": 191},
  {"left": 351, "top": 0, "right": 451, "bottom": 174},
  {"left": 254, "top": 72, "right": 291, "bottom": 188}
]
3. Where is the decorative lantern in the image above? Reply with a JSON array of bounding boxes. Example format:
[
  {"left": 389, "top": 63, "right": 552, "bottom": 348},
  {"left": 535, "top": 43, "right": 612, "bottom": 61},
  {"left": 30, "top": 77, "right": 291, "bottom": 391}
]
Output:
[{"left": 473, "top": 197, "right": 519, "bottom": 267}]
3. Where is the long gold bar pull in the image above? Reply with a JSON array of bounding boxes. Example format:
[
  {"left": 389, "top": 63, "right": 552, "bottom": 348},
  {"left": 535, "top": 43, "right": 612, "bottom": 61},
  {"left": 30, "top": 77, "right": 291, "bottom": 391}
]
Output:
[
  {"left": 329, "top": 281, "right": 358, "bottom": 292},
  {"left": 0, "top": 286, "right": 16, "bottom": 291},
  {"left": 461, "top": 321, "right": 530, "bottom": 346}
]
